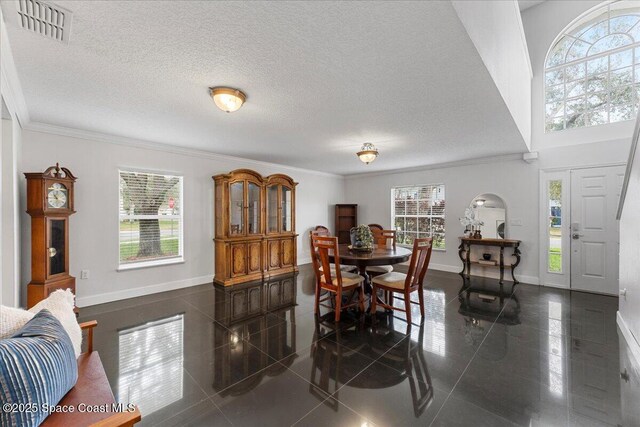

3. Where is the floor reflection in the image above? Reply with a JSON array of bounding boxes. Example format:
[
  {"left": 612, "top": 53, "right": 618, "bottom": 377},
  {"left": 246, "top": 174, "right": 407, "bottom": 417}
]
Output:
[
  {"left": 547, "top": 300, "right": 564, "bottom": 396},
  {"left": 458, "top": 277, "right": 520, "bottom": 362},
  {"left": 76, "top": 265, "right": 640, "bottom": 426},
  {"left": 423, "top": 290, "right": 446, "bottom": 357},
  {"left": 212, "top": 277, "right": 298, "bottom": 395},
  {"left": 118, "top": 313, "right": 184, "bottom": 416},
  {"left": 310, "top": 313, "right": 434, "bottom": 418}
]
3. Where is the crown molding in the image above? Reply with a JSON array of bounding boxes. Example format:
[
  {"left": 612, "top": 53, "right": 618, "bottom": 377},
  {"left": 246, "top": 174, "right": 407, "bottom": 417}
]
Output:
[
  {"left": 23, "top": 121, "right": 343, "bottom": 179},
  {"left": 343, "top": 152, "right": 525, "bottom": 179},
  {"left": 0, "top": 10, "right": 30, "bottom": 126}
]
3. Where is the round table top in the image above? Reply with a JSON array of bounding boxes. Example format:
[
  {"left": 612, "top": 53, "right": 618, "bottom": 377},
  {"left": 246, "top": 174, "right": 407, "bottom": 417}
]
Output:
[{"left": 330, "top": 243, "right": 412, "bottom": 267}]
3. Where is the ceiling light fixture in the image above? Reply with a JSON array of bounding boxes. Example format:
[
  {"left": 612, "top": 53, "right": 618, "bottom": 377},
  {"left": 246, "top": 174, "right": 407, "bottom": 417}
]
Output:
[
  {"left": 210, "top": 87, "right": 246, "bottom": 113},
  {"left": 357, "top": 143, "right": 379, "bottom": 165},
  {"left": 475, "top": 199, "right": 486, "bottom": 206}
]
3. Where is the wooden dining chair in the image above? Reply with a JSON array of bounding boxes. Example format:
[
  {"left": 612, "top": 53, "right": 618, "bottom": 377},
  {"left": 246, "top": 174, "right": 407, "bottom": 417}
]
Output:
[
  {"left": 371, "top": 238, "right": 433, "bottom": 325},
  {"left": 366, "top": 229, "right": 397, "bottom": 276},
  {"left": 368, "top": 224, "right": 384, "bottom": 232},
  {"left": 311, "top": 235, "right": 365, "bottom": 322},
  {"left": 309, "top": 229, "right": 357, "bottom": 274},
  {"left": 314, "top": 225, "right": 330, "bottom": 234}
]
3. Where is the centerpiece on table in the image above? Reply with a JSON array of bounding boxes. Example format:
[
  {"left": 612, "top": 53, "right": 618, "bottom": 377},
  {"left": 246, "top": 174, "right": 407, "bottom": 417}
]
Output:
[
  {"left": 459, "top": 208, "right": 484, "bottom": 239},
  {"left": 349, "top": 224, "right": 374, "bottom": 252}
]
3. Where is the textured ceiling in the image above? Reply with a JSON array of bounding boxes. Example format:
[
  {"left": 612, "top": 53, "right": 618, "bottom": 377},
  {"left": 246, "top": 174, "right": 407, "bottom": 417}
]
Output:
[{"left": 3, "top": 1, "right": 527, "bottom": 175}]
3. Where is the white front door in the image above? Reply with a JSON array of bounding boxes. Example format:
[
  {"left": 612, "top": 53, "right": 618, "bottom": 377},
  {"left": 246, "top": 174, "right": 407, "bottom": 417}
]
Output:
[{"left": 570, "top": 166, "right": 625, "bottom": 295}]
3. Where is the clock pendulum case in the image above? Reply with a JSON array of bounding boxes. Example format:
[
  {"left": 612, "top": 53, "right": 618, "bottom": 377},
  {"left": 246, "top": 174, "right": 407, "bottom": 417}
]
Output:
[{"left": 24, "top": 163, "right": 77, "bottom": 309}]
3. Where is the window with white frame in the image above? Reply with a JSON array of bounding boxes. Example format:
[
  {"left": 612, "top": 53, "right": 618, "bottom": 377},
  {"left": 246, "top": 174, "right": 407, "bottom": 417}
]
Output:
[
  {"left": 392, "top": 184, "right": 445, "bottom": 249},
  {"left": 545, "top": 3, "right": 640, "bottom": 132},
  {"left": 119, "top": 170, "right": 183, "bottom": 267}
]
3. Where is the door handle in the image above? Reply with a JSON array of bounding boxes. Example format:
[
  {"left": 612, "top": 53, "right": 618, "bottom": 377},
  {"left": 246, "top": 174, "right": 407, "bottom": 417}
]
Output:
[{"left": 572, "top": 233, "right": 584, "bottom": 240}]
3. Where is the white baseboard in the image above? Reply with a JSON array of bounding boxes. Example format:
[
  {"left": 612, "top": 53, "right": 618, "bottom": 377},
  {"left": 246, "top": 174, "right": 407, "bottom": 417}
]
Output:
[
  {"left": 617, "top": 311, "right": 640, "bottom": 369},
  {"left": 299, "top": 259, "right": 539, "bottom": 285},
  {"left": 429, "top": 263, "right": 539, "bottom": 285},
  {"left": 76, "top": 274, "right": 212, "bottom": 307},
  {"left": 429, "top": 263, "right": 460, "bottom": 273},
  {"left": 298, "top": 257, "right": 312, "bottom": 265}
]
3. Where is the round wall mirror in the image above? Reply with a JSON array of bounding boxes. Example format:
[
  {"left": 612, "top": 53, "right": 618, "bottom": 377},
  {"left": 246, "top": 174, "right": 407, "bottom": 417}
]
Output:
[{"left": 470, "top": 193, "right": 507, "bottom": 239}]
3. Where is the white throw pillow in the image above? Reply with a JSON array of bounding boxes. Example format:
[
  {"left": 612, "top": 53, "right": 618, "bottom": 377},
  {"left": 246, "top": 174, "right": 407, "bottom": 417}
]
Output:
[
  {"left": 29, "top": 289, "right": 82, "bottom": 358},
  {"left": 0, "top": 305, "right": 34, "bottom": 338}
]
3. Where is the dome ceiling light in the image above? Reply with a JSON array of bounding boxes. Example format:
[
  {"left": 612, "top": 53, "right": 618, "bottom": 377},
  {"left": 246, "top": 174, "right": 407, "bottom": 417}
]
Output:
[
  {"left": 210, "top": 87, "right": 246, "bottom": 113},
  {"left": 356, "top": 143, "right": 379, "bottom": 165}
]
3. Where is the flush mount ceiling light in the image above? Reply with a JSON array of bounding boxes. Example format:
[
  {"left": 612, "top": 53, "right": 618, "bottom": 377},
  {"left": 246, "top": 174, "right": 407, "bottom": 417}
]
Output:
[
  {"left": 475, "top": 199, "right": 486, "bottom": 206},
  {"left": 356, "top": 143, "right": 379, "bottom": 165},
  {"left": 210, "top": 87, "right": 246, "bottom": 113}
]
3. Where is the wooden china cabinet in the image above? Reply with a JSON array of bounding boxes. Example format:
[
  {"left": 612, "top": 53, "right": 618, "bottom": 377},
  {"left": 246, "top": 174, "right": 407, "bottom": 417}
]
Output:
[{"left": 213, "top": 169, "right": 298, "bottom": 286}]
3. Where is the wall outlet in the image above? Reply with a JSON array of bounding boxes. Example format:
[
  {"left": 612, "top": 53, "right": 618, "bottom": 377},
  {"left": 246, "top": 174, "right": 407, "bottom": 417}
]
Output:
[
  {"left": 80, "top": 270, "right": 90, "bottom": 280},
  {"left": 510, "top": 219, "right": 523, "bottom": 226}
]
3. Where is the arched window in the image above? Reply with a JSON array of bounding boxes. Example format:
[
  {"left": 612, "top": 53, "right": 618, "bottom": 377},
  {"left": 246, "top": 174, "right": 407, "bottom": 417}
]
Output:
[{"left": 545, "top": 2, "right": 640, "bottom": 132}]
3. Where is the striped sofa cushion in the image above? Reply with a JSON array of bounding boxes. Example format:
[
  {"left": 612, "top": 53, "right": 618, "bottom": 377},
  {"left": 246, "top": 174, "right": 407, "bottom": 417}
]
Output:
[{"left": 0, "top": 309, "right": 78, "bottom": 427}]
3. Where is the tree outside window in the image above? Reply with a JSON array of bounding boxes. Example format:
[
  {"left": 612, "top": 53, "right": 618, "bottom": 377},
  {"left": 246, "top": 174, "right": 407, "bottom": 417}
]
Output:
[
  {"left": 119, "top": 171, "right": 183, "bottom": 266},
  {"left": 545, "top": 5, "right": 640, "bottom": 132}
]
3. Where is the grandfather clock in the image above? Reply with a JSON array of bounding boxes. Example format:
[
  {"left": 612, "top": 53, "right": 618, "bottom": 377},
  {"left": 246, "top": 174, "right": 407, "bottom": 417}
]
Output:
[{"left": 25, "top": 163, "right": 77, "bottom": 309}]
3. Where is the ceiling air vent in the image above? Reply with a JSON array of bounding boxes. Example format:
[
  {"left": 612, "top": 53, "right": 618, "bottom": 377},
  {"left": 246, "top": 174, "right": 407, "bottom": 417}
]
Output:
[{"left": 16, "top": 0, "right": 72, "bottom": 43}]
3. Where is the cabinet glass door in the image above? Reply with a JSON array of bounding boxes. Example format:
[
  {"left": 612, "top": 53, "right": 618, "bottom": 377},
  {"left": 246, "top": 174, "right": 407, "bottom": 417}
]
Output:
[
  {"left": 282, "top": 186, "right": 292, "bottom": 232},
  {"left": 267, "top": 185, "right": 279, "bottom": 233},
  {"left": 48, "top": 219, "right": 66, "bottom": 276},
  {"left": 247, "top": 182, "right": 261, "bottom": 234},
  {"left": 230, "top": 181, "right": 244, "bottom": 235}
]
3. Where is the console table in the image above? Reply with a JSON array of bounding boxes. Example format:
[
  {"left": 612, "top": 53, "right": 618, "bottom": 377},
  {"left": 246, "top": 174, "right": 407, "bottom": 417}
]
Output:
[{"left": 458, "top": 237, "right": 522, "bottom": 284}]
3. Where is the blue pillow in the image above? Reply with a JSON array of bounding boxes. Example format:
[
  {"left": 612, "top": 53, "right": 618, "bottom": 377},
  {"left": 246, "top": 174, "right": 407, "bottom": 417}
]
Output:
[{"left": 0, "top": 309, "right": 78, "bottom": 427}]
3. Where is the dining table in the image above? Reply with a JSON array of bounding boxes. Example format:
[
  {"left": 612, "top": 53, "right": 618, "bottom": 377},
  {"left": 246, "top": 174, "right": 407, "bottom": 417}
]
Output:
[{"left": 329, "top": 243, "right": 412, "bottom": 293}]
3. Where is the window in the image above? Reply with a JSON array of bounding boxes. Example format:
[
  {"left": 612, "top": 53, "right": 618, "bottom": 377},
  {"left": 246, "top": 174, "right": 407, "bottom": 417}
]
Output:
[
  {"left": 392, "top": 184, "right": 445, "bottom": 249},
  {"left": 547, "top": 180, "right": 562, "bottom": 273},
  {"left": 119, "top": 170, "right": 183, "bottom": 268},
  {"left": 545, "top": 3, "right": 640, "bottom": 132}
]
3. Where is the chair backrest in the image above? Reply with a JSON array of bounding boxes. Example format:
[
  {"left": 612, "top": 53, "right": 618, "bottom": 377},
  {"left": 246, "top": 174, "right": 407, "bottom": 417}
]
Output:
[
  {"left": 309, "top": 228, "right": 331, "bottom": 267},
  {"left": 311, "top": 234, "right": 343, "bottom": 288},
  {"left": 404, "top": 238, "right": 433, "bottom": 290},
  {"left": 309, "top": 229, "right": 331, "bottom": 276},
  {"left": 372, "top": 229, "right": 396, "bottom": 249},
  {"left": 314, "top": 225, "right": 330, "bottom": 235},
  {"left": 368, "top": 224, "right": 384, "bottom": 232}
]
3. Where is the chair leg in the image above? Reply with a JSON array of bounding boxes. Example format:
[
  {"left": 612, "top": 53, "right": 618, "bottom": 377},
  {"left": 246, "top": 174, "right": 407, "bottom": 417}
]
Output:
[
  {"left": 418, "top": 286, "right": 425, "bottom": 318},
  {"left": 315, "top": 281, "right": 320, "bottom": 315},
  {"left": 405, "top": 291, "right": 411, "bottom": 325},
  {"left": 371, "top": 285, "right": 377, "bottom": 314},
  {"left": 335, "top": 290, "right": 342, "bottom": 322},
  {"left": 359, "top": 285, "right": 365, "bottom": 312},
  {"left": 389, "top": 292, "right": 394, "bottom": 308}
]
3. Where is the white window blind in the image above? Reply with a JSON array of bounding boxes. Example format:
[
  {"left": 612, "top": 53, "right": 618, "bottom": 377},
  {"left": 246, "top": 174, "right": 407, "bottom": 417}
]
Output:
[
  {"left": 392, "top": 184, "right": 445, "bottom": 249},
  {"left": 118, "top": 314, "right": 184, "bottom": 415},
  {"left": 119, "top": 170, "right": 183, "bottom": 267}
]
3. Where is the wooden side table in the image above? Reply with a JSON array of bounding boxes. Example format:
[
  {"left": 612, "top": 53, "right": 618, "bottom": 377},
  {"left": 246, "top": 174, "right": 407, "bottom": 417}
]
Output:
[{"left": 458, "top": 237, "right": 522, "bottom": 284}]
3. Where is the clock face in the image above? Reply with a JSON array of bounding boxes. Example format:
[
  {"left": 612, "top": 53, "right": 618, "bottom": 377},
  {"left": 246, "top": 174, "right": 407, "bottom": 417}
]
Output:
[{"left": 47, "top": 182, "right": 68, "bottom": 209}]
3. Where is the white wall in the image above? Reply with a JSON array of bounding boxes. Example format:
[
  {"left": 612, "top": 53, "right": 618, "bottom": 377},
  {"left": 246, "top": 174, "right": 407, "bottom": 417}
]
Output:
[
  {"left": 1, "top": 117, "right": 21, "bottom": 307},
  {"left": 20, "top": 128, "right": 345, "bottom": 307},
  {"left": 619, "top": 130, "right": 640, "bottom": 351},
  {"left": 452, "top": 0, "right": 532, "bottom": 148},
  {"left": 522, "top": 0, "right": 637, "bottom": 151}
]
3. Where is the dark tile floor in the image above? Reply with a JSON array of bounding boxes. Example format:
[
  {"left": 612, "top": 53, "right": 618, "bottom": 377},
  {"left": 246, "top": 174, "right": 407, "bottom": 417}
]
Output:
[{"left": 78, "top": 265, "right": 638, "bottom": 426}]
